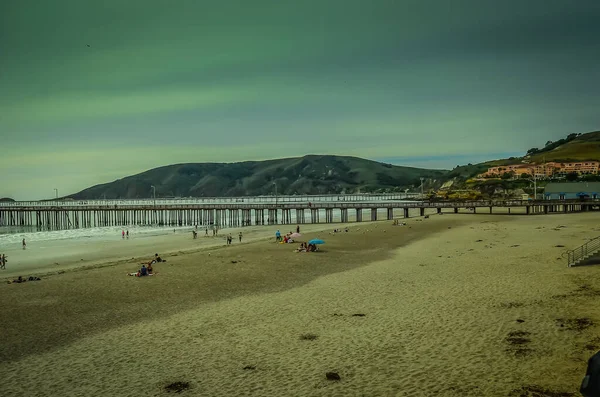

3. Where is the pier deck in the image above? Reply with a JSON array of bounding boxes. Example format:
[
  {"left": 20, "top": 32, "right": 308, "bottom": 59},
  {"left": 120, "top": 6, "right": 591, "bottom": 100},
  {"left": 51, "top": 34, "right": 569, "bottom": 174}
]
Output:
[{"left": 0, "top": 197, "right": 598, "bottom": 230}]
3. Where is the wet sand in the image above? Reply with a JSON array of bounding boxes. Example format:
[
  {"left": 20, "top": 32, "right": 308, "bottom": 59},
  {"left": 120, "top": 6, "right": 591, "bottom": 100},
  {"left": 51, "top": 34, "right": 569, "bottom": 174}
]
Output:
[
  {"left": 1, "top": 213, "right": 600, "bottom": 396},
  {"left": 0, "top": 222, "right": 358, "bottom": 278}
]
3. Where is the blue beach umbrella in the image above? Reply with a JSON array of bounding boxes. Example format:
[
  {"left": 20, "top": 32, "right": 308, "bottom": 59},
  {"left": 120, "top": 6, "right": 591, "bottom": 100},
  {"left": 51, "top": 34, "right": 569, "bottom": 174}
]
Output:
[{"left": 308, "top": 239, "right": 325, "bottom": 245}]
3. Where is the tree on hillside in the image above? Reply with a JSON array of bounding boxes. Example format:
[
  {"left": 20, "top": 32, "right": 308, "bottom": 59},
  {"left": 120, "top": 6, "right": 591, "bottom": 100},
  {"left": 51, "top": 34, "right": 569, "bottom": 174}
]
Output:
[
  {"left": 526, "top": 148, "right": 539, "bottom": 155},
  {"left": 565, "top": 172, "right": 579, "bottom": 181},
  {"left": 501, "top": 172, "right": 514, "bottom": 180},
  {"left": 520, "top": 173, "right": 530, "bottom": 179}
]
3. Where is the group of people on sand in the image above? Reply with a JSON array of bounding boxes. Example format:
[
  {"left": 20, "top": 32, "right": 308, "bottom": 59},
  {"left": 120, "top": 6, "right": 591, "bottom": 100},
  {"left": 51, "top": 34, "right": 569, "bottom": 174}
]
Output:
[
  {"left": 121, "top": 230, "right": 129, "bottom": 239},
  {"left": 275, "top": 225, "right": 301, "bottom": 243},
  {"left": 129, "top": 253, "right": 165, "bottom": 277},
  {"left": 295, "top": 242, "right": 318, "bottom": 253},
  {"left": 392, "top": 220, "right": 407, "bottom": 226},
  {"left": 9, "top": 275, "right": 41, "bottom": 284},
  {"left": 225, "top": 232, "right": 243, "bottom": 245},
  {"left": 332, "top": 227, "right": 349, "bottom": 233}
]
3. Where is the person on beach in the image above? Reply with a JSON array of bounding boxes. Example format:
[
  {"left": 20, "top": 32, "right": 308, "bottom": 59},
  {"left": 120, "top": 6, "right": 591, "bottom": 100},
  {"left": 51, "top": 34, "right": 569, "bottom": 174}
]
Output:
[
  {"left": 205, "top": 227, "right": 208, "bottom": 237},
  {"left": 122, "top": 230, "right": 125, "bottom": 239},
  {"left": 0, "top": 254, "right": 6, "bottom": 270},
  {"left": 140, "top": 265, "right": 148, "bottom": 276},
  {"left": 296, "top": 225, "right": 300, "bottom": 233},
  {"left": 275, "top": 230, "right": 281, "bottom": 242},
  {"left": 22, "top": 239, "right": 26, "bottom": 250},
  {"left": 147, "top": 262, "right": 153, "bottom": 274},
  {"left": 155, "top": 253, "right": 164, "bottom": 262},
  {"left": 238, "top": 232, "right": 242, "bottom": 243},
  {"left": 192, "top": 230, "right": 197, "bottom": 239},
  {"left": 126, "top": 230, "right": 129, "bottom": 239}
]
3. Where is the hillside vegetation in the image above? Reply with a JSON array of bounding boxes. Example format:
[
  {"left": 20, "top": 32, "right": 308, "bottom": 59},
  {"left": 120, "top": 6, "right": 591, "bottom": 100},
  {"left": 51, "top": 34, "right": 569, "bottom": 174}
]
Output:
[
  {"left": 527, "top": 130, "right": 600, "bottom": 162},
  {"left": 69, "top": 155, "right": 448, "bottom": 199},
  {"left": 447, "top": 130, "right": 600, "bottom": 179}
]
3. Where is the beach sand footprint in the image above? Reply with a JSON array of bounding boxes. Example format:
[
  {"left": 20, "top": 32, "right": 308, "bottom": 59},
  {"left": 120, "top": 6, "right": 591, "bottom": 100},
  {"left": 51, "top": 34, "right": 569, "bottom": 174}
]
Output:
[{"left": 505, "top": 330, "right": 533, "bottom": 357}]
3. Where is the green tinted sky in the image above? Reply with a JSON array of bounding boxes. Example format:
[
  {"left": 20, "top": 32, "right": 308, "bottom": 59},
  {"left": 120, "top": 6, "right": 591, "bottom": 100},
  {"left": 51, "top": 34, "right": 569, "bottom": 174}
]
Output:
[{"left": 1, "top": 0, "right": 598, "bottom": 199}]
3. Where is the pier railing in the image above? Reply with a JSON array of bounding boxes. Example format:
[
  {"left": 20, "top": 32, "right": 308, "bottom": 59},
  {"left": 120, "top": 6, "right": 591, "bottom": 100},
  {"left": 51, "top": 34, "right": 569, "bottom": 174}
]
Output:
[
  {"left": 0, "top": 198, "right": 598, "bottom": 211},
  {"left": 568, "top": 236, "right": 600, "bottom": 267},
  {"left": 0, "top": 193, "right": 421, "bottom": 207}
]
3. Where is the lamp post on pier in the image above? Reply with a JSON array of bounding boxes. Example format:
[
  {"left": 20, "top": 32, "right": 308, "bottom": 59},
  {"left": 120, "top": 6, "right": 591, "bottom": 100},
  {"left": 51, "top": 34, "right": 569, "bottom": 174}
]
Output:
[
  {"left": 54, "top": 188, "right": 58, "bottom": 200},
  {"left": 151, "top": 185, "right": 156, "bottom": 224}
]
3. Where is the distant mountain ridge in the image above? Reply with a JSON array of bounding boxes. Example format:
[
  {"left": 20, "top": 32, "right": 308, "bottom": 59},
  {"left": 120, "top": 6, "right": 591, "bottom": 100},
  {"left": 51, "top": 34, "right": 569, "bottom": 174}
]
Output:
[
  {"left": 69, "top": 155, "right": 448, "bottom": 199},
  {"left": 68, "top": 130, "right": 600, "bottom": 200}
]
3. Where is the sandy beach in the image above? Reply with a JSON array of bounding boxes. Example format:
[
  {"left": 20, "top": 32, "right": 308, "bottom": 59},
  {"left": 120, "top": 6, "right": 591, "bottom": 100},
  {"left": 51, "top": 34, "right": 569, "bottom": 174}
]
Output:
[{"left": 2, "top": 212, "right": 600, "bottom": 396}]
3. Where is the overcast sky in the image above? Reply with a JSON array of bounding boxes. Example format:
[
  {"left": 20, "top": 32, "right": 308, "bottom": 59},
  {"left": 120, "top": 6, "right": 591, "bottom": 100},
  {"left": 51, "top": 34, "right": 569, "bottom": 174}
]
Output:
[{"left": 1, "top": 0, "right": 598, "bottom": 200}]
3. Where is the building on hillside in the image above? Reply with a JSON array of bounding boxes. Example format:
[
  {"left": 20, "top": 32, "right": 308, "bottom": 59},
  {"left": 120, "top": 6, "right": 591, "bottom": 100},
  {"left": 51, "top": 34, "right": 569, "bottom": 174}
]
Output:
[
  {"left": 479, "top": 164, "right": 533, "bottom": 178},
  {"left": 554, "top": 161, "right": 599, "bottom": 176},
  {"left": 544, "top": 182, "right": 600, "bottom": 200},
  {"left": 478, "top": 161, "right": 599, "bottom": 179}
]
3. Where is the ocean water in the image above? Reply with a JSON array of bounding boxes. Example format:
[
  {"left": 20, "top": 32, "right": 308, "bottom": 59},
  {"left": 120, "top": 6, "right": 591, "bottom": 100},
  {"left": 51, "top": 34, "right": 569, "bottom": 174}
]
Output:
[
  {"left": 0, "top": 224, "right": 197, "bottom": 248},
  {"left": 0, "top": 197, "right": 417, "bottom": 248},
  {"left": 0, "top": 209, "right": 398, "bottom": 248}
]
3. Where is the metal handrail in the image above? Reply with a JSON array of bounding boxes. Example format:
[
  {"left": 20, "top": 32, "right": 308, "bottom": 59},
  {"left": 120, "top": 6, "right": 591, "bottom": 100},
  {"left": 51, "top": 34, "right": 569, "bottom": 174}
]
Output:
[{"left": 568, "top": 236, "right": 600, "bottom": 266}]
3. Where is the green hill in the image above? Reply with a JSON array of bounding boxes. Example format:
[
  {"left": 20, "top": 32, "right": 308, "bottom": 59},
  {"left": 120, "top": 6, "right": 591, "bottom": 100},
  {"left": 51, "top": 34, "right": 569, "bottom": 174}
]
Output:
[
  {"left": 526, "top": 130, "right": 600, "bottom": 163},
  {"left": 69, "top": 155, "right": 448, "bottom": 199}
]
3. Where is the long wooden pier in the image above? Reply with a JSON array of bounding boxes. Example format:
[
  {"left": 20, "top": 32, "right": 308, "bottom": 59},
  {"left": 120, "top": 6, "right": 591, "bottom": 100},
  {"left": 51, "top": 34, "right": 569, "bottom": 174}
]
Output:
[{"left": 0, "top": 197, "right": 598, "bottom": 230}]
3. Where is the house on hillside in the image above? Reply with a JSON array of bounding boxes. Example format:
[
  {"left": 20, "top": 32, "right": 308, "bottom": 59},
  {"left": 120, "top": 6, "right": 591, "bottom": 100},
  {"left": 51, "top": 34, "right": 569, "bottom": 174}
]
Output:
[
  {"left": 544, "top": 182, "right": 600, "bottom": 200},
  {"left": 478, "top": 161, "right": 600, "bottom": 179}
]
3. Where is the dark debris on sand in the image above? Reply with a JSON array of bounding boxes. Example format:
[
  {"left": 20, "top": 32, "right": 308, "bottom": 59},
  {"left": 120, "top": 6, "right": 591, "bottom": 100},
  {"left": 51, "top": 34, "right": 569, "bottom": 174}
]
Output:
[
  {"left": 164, "top": 381, "right": 191, "bottom": 393},
  {"left": 508, "top": 385, "right": 575, "bottom": 397},
  {"left": 325, "top": 372, "right": 341, "bottom": 381},
  {"left": 556, "top": 317, "right": 594, "bottom": 331},
  {"left": 500, "top": 301, "right": 525, "bottom": 309},
  {"left": 299, "top": 333, "right": 318, "bottom": 341}
]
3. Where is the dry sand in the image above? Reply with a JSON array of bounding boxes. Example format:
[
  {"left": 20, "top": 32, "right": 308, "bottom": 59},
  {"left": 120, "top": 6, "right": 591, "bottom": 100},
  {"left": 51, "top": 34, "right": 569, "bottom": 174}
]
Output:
[{"left": 1, "top": 213, "right": 600, "bottom": 396}]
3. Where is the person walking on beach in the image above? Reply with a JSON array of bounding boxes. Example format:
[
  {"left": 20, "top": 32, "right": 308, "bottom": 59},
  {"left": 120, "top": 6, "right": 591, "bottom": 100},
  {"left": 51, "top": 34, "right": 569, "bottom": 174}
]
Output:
[
  {"left": 0, "top": 254, "right": 6, "bottom": 270},
  {"left": 296, "top": 225, "right": 300, "bottom": 233},
  {"left": 275, "top": 230, "right": 281, "bottom": 242},
  {"left": 126, "top": 230, "right": 129, "bottom": 239},
  {"left": 205, "top": 227, "right": 208, "bottom": 237},
  {"left": 122, "top": 230, "right": 125, "bottom": 239},
  {"left": 238, "top": 232, "right": 243, "bottom": 243},
  {"left": 22, "top": 239, "right": 26, "bottom": 250}
]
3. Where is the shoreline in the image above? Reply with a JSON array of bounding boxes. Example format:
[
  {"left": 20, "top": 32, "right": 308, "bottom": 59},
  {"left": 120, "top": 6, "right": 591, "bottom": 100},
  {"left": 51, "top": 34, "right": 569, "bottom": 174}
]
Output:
[
  {"left": 0, "top": 208, "right": 569, "bottom": 279},
  {"left": 0, "top": 221, "right": 381, "bottom": 279}
]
